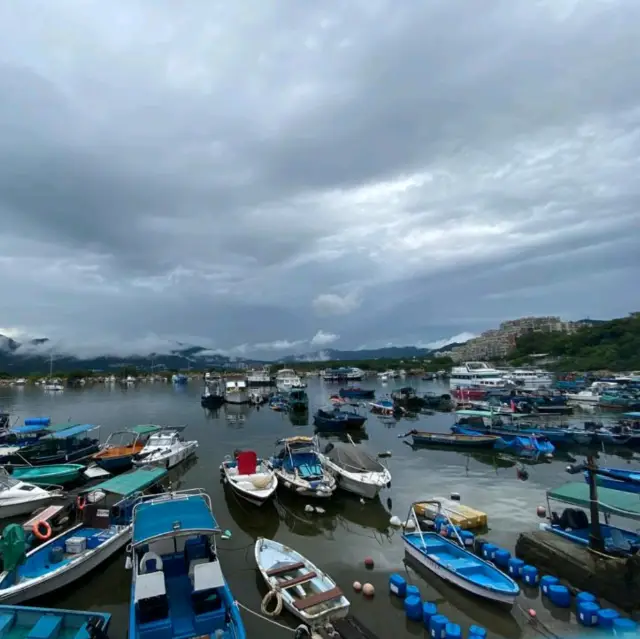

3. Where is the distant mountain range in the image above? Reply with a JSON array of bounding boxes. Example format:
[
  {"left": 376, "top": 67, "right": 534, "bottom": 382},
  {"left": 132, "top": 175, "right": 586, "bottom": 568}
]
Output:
[{"left": 0, "top": 333, "right": 463, "bottom": 375}]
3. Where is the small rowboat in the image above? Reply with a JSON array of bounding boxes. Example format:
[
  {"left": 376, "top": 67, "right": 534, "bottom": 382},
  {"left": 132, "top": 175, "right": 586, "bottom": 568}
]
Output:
[
  {"left": 8, "top": 464, "right": 85, "bottom": 487},
  {"left": 405, "top": 430, "right": 498, "bottom": 449},
  {"left": 255, "top": 537, "right": 349, "bottom": 627}
]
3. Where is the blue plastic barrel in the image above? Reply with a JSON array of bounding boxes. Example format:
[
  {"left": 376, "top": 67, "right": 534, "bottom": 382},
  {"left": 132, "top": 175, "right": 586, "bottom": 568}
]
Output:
[
  {"left": 422, "top": 602, "right": 438, "bottom": 627},
  {"left": 481, "top": 543, "right": 497, "bottom": 560},
  {"left": 577, "top": 602, "right": 600, "bottom": 627},
  {"left": 459, "top": 530, "right": 475, "bottom": 547},
  {"left": 429, "top": 614, "right": 448, "bottom": 639},
  {"left": 24, "top": 417, "right": 51, "bottom": 426},
  {"left": 548, "top": 584, "right": 571, "bottom": 608},
  {"left": 612, "top": 617, "right": 638, "bottom": 635},
  {"left": 49, "top": 547, "right": 64, "bottom": 564},
  {"left": 444, "top": 622, "right": 461, "bottom": 639},
  {"left": 404, "top": 595, "right": 422, "bottom": 622},
  {"left": 405, "top": 584, "right": 420, "bottom": 599},
  {"left": 468, "top": 626, "right": 487, "bottom": 639},
  {"left": 389, "top": 573, "right": 407, "bottom": 597},
  {"left": 540, "top": 575, "right": 559, "bottom": 596},
  {"left": 576, "top": 591, "right": 596, "bottom": 605},
  {"left": 507, "top": 558, "right": 524, "bottom": 578},
  {"left": 597, "top": 608, "right": 620, "bottom": 628},
  {"left": 494, "top": 549, "right": 511, "bottom": 568},
  {"left": 522, "top": 565, "right": 538, "bottom": 585}
]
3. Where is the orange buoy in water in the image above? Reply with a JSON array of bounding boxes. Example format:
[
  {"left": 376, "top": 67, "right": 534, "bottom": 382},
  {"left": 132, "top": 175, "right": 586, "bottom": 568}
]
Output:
[{"left": 362, "top": 583, "right": 375, "bottom": 597}]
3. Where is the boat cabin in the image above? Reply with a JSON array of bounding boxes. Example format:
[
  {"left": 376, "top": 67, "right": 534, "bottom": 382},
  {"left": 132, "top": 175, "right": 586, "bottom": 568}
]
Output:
[{"left": 130, "top": 490, "right": 238, "bottom": 639}]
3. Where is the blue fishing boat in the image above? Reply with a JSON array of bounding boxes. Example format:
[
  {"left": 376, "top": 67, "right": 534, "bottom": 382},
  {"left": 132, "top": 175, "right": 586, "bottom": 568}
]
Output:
[
  {"left": 402, "top": 500, "right": 520, "bottom": 605},
  {"left": 369, "top": 399, "right": 395, "bottom": 414},
  {"left": 0, "top": 466, "right": 167, "bottom": 604},
  {"left": 453, "top": 425, "right": 555, "bottom": 457},
  {"left": 339, "top": 387, "right": 375, "bottom": 400},
  {"left": 405, "top": 430, "right": 498, "bottom": 449},
  {"left": 0, "top": 604, "right": 111, "bottom": 638},
  {"left": 128, "top": 488, "right": 246, "bottom": 639},
  {"left": 583, "top": 467, "right": 640, "bottom": 494},
  {"left": 0, "top": 424, "right": 101, "bottom": 466},
  {"left": 313, "top": 407, "right": 367, "bottom": 431}
]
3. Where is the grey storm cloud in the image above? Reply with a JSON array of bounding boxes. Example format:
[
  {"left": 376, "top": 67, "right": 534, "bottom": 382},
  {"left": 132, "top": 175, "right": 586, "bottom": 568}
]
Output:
[{"left": 1, "top": 0, "right": 639, "bottom": 358}]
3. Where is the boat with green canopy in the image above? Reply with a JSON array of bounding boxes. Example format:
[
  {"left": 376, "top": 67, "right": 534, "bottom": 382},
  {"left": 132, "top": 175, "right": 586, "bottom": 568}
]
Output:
[
  {"left": 92, "top": 424, "right": 163, "bottom": 473},
  {"left": 0, "top": 466, "right": 168, "bottom": 604},
  {"left": 7, "top": 464, "right": 85, "bottom": 487}
]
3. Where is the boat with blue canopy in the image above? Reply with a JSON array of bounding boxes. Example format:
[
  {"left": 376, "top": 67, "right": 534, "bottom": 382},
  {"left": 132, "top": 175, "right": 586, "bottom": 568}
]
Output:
[
  {"left": 0, "top": 604, "right": 112, "bottom": 639},
  {"left": 0, "top": 466, "right": 167, "bottom": 604},
  {"left": 0, "top": 424, "right": 101, "bottom": 466},
  {"left": 128, "top": 488, "right": 246, "bottom": 639},
  {"left": 402, "top": 500, "right": 520, "bottom": 605}
]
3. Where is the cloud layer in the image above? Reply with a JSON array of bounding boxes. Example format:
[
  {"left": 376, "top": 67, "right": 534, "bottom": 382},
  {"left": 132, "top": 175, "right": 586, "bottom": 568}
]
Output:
[{"left": 1, "top": 0, "right": 639, "bottom": 358}]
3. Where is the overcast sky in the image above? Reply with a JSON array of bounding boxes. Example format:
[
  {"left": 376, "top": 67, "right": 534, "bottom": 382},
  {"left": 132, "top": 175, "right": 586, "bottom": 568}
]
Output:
[{"left": 1, "top": 0, "right": 639, "bottom": 359}]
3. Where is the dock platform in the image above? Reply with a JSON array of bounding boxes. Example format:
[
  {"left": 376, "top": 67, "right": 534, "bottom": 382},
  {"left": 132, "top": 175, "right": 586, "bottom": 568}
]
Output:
[{"left": 415, "top": 497, "right": 488, "bottom": 530}]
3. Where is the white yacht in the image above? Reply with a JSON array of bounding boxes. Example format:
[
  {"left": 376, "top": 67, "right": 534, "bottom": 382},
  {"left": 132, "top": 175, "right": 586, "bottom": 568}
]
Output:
[
  {"left": 449, "top": 362, "right": 508, "bottom": 389},
  {"left": 224, "top": 379, "right": 249, "bottom": 404},
  {"left": 502, "top": 368, "right": 553, "bottom": 390},
  {"left": 133, "top": 429, "right": 197, "bottom": 469},
  {"left": 0, "top": 472, "right": 63, "bottom": 519},
  {"left": 247, "top": 368, "right": 273, "bottom": 387},
  {"left": 275, "top": 368, "right": 304, "bottom": 390}
]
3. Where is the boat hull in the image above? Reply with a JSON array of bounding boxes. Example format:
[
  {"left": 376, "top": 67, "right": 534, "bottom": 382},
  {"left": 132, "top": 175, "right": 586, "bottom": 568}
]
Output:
[
  {"left": 410, "top": 433, "right": 497, "bottom": 449},
  {"left": 94, "top": 454, "right": 134, "bottom": 473},
  {"left": 220, "top": 461, "right": 278, "bottom": 506},
  {"left": 274, "top": 470, "right": 335, "bottom": 498},
  {"left": 403, "top": 538, "right": 517, "bottom": 605},
  {"left": 0, "top": 526, "right": 130, "bottom": 604},
  {"left": 334, "top": 471, "right": 385, "bottom": 499},
  {"left": 10, "top": 465, "right": 84, "bottom": 486},
  {"left": 0, "top": 495, "right": 58, "bottom": 520},
  {"left": 133, "top": 441, "right": 198, "bottom": 470}
]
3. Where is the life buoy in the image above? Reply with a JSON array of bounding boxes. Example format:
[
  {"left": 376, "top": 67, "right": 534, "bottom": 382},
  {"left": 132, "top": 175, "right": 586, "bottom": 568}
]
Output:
[
  {"left": 76, "top": 495, "right": 87, "bottom": 510},
  {"left": 33, "top": 520, "right": 52, "bottom": 541}
]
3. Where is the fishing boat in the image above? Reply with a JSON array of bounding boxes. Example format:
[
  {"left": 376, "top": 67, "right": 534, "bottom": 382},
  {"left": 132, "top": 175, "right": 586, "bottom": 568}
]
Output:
[
  {"left": 338, "top": 387, "right": 375, "bottom": 400},
  {"left": 405, "top": 430, "right": 498, "bottom": 449},
  {"left": 0, "top": 467, "right": 167, "bottom": 603},
  {"left": 402, "top": 500, "right": 520, "bottom": 605},
  {"left": 275, "top": 369, "right": 304, "bottom": 390},
  {"left": 0, "top": 471, "right": 63, "bottom": 519},
  {"left": 220, "top": 450, "right": 278, "bottom": 506},
  {"left": 313, "top": 407, "right": 367, "bottom": 431},
  {"left": 93, "top": 424, "right": 163, "bottom": 473},
  {"left": 288, "top": 389, "right": 309, "bottom": 412},
  {"left": 201, "top": 379, "right": 225, "bottom": 408},
  {"left": 128, "top": 489, "right": 246, "bottom": 639},
  {"left": 541, "top": 481, "right": 640, "bottom": 555},
  {"left": 268, "top": 437, "right": 336, "bottom": 498},
  {"left": 0, "top": 604, "right": 112, "bottom": 639},
  {"left": 224, "top": 379, "right": 249, "bottom": 405},
  {"left": 317, "top": 438, "right": 391, "bottom": 499},
  {"left": 255, "top": 537, "right": 349, "bottom": 627},
  {"left": 7, "top": 463, "right": 85, "bottom": 487},
  {"left": 132, "top": 428, "right": 198, "bottom": 470},
  {"left": 583, "top": 467, "right": 640, "bottom": 494},
  {"left": 0, "top": 424, "right": 101, "bottom": 466},
  {"left": 369, "top": 399, "right": 395, "bottom": 415}
]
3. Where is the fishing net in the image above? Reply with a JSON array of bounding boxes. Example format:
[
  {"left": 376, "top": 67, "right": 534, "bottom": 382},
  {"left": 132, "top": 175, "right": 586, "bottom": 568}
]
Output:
[{"left": 324, "top": 443, "right": 384, "bottom": 473}]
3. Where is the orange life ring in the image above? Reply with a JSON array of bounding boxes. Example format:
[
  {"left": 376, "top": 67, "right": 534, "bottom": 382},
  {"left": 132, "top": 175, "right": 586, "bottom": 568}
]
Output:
[
  {"left": 76, "top": 495, "right": 87, "bottom": 510},
  {"left": 33, "top": 520, "right": 52, "bottom": 541}
]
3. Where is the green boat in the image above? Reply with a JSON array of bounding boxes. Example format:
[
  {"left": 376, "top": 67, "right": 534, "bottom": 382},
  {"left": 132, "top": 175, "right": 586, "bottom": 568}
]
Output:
[
  {"left": 288, "top": 388, "right": 309, "bottom": 412},
  {"left": 8, "top": 464, "right": 85, "bottom": 487}
]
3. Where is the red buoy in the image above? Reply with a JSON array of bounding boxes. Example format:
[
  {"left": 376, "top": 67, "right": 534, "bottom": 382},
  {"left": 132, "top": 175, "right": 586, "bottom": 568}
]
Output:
[{"left": 364, "top": 557, "right": 374, "bottom": 568}]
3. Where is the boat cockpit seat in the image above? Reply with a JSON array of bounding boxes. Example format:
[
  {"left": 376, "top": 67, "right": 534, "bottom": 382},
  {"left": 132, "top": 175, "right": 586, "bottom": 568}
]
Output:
[{"left": 139, "top": 551, "right": 164, "bottom": 574}]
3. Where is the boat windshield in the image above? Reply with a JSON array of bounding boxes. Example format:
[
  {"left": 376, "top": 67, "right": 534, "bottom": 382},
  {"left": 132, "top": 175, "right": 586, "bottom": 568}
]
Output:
[
  {"left": 0, "top": 473, "right": 20, "bottom": 490},
  {"left": 149, "top": 435, "right": 175, "bottom": 446}
]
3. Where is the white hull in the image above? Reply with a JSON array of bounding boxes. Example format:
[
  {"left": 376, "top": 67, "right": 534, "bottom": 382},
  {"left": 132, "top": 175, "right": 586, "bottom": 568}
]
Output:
[
  {"left": 0, "top": 525, "right": 130, "bottom": 604},
  {"left": 225, "top": 391, "right": 249, "bottom": 404},
  {"left": 221, "top": 462, "right": 277, "bottom": 506},
  {"left": 133, "top": 441, "right": 197, "bottom": 469},
  {"left": 274, "top": 470, "right": 335, "bottom": 498},
  {"left": 0, "top": 495, "right": 58, "bottom": 520},
  {"left": 566, "top": 393, "right": 601, "bottom": 404},
  {"left": 403, "top": 541, "right": 516, "bottom": 605},
  {"left": 319, "top": 457, "right": 390, "bottom": 500}
]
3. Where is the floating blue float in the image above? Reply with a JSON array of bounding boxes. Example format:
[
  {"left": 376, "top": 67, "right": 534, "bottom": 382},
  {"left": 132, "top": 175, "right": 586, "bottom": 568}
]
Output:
[
  {"left": 481, "top": 543, "right": 497, "bottom": 561},
  {"left": 522, "top": 565, "right": 538, "bottom": 585},
  {"left": 389, "top": 573, "right": 407, "bottom": 597},
  {"left": 429, "top": 614, "right": 448, "bottom": 639},
  {"left": 577, "top": 602, "right": 600, "bottom": 627},
  {"left": 597, "top": 608, "right": 620, "bottom": 628},
  {"left": 493, "top": 549, "right": 511, "bottom": 568},
  {"left": 24, "top": 417, "right": 51, "bottom": 426},
  {"left": 405, "top": 584, "right": 420, "bottom": 600},
  {"left": 422, "top": 602, "right": 438, "bottom": 627},
  {"left": 507, "top": 557, "right": 524, "bottom": 578},
  {"left": 459, "top": 530, "right": 475, "bottom": 547},
  {"left": 576, "top": 591, "right": 597, "bottom": 605},
  {"left": 548, "top": 584, "right": 571, "bottom": 608},
  {"left": 404, "top": 595, "right": 422, "bottom": 622},
  {"left": 468, "top": 625, "right": 487, "bottom": 639},
  {"left": 540, "top": 575, "right": 559, "bottom": 596},
  {"left": 612, "top": 617, "right": 638, "bottom": 635},
  {"left": 444, "top": 622, "right": 461, "bottom": 639}
]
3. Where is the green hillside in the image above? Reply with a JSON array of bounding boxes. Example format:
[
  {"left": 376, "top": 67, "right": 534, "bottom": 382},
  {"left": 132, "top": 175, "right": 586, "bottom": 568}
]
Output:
[{"left": 510, "top": 313, "right": 640, "bottom": 371}]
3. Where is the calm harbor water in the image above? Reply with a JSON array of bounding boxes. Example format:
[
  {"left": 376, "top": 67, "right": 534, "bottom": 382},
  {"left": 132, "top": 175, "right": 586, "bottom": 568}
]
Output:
[{"left": 1, "top": 379, "right": 635, "bottom": 639}]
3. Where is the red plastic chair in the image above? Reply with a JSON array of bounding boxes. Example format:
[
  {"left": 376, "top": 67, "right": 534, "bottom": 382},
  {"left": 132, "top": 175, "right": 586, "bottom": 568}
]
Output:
[{"left": 236, "top": 450, "right": 257, "bottom": 475}]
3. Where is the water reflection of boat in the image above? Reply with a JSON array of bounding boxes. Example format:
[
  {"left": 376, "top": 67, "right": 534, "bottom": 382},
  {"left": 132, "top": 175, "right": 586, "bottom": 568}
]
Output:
[
  {"left": 275, "top": 491, "right": 392, "bottom": 538},
  {"left": 403, "top": 555, "right": 522, "bottom": 638},
  {"left": 316, "top": 431, "right": 369, "bottom": 444},
  {"left": 289, "top": 411, "right": 309, "bottom": 427},
  {"left": 222, "top": 482, "right": 280, "bottom": 540}
]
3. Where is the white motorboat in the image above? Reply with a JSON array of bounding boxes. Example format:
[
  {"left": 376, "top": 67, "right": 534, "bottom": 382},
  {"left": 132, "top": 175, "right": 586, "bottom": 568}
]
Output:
[
  {"left": 275, "top": 369, "right": 304, "bottom": 390},
  {"left": 220, "top": 450, "right": 278, "bottom": 506},
  {"left": 268, "top": 437, "right": 336, "bottom": 498},
  {"left": 247, "top": 368, "right": 273, "bottom": 386},
  {"left": 449, "top": 362, "right": 508, "bottom": 389},
  {"left": 42, "top": 382, "right": 64, "bottom": 392},
  {"left": 0, "top": 472, "right": 63, "bottom": 519},
  {"left": 255, "top": 538, "right": 349, "bottom": 628},
  {"left": 502, "top": 368, "right": 553, "bottom": 390},
  {"left": 566, "top": 389, "right": 601, "bottom": 404},
  {"left": 224, "top": 379, "right": 249, "bottom": 404},
  {"left": 133, "top": 429, "right": 197, "bottom": 469},
  {"left": 317, "top": 438, "right": 391, "bottom": 500}
]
